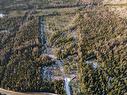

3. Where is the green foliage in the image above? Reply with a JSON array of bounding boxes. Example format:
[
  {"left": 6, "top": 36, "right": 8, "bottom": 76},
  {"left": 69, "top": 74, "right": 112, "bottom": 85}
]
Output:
[
  {"left": 0, "top": 6, "right": 127, "bottom": 95},
  {"left": 0, "top": 16, "right": 65, "bottom": 94},
  {"left": 74, "top": 8, "right": 127, "bottom": 95},
  {"left": 48, "top": 7, "right": 127, "bottom": 94},
  {"left": 0, "top": 17, "right": 22, "bottom": 30},
  {"left": 53, "top": 80, "right": 65, "bottom": 94}
]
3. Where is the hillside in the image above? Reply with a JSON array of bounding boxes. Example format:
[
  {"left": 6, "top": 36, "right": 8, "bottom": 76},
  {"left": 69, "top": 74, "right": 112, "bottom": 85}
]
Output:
[
  {"left": 0, "top": 15, "right": 65, "bottom": 94},
  {"left": 0, "top": 1, "right": 127, "bottom": 95},
  {"left": 103, "top": 0, "right": 127, "bottom": 18}
]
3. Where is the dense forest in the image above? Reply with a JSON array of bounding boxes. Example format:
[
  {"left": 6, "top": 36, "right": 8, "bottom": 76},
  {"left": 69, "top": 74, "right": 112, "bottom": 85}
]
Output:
[
  {"left": 46, "top": 7, "right": 127, "bottom": 94},
  {"left": 0, "top": 15, "right": 65, "bottom": 94},
  {"left": 0, "top": 1, "right": 127, "bottom": 95}
]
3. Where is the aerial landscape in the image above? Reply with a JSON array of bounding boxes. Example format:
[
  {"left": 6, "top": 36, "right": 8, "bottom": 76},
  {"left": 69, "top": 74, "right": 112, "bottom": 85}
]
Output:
[{"left": 0, "top": 0, "right": 127, "bottom": 95}]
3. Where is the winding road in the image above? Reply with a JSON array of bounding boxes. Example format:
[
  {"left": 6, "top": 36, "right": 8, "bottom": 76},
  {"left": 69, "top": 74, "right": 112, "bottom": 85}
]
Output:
[{"left": 0, "top": 88, "right": 57, "bottom": 95}]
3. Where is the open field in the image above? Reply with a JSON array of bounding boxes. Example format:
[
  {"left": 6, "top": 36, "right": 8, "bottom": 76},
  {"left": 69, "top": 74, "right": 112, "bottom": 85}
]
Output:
[
  {"left": 7, "top": 3, "right": 96, "bottom": 17},
  {"left": 8, "top": 7, "right": 79, "bottom": 17}
]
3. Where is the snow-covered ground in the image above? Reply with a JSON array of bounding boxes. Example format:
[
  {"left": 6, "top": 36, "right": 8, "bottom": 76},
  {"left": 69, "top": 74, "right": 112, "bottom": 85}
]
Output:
[{"left": 0, "top": 13, "right": 5, "bottom": 18}]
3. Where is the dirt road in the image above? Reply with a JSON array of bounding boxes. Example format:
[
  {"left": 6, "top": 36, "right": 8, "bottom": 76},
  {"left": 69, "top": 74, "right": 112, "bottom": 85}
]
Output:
[{"left": 0, "top": 88, "right": 57, "bottom": 95}]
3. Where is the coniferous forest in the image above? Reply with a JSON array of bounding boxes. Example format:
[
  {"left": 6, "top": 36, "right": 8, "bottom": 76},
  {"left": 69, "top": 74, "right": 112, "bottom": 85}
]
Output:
[{"left": 0, "top": 0, "right": 127, "bottom": 95}]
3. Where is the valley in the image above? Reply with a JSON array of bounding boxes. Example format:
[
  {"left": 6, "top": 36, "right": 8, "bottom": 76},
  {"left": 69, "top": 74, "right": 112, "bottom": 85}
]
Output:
[{"left": 0, "top": 0, "right": 127, "bottom": 95}]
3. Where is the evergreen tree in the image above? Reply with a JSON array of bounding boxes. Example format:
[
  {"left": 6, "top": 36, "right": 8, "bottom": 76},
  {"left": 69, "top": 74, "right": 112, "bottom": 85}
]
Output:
[{"left": 76, "top": 13, "right": 89, "bottom": 93}]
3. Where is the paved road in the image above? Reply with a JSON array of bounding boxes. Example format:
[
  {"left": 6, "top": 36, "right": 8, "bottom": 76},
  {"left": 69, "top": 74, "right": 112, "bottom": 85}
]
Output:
[{"left": 0, "top": 88, "right": 57, "bottom": 95}]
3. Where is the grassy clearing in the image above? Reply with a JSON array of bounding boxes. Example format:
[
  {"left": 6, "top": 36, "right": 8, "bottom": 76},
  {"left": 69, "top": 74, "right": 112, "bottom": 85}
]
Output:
[
  {"left": 8, "top": 6, "right": 82, "bottom": 17},
  {"left": 8, "top": 11, "right": 26, "bottom": 17}
]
